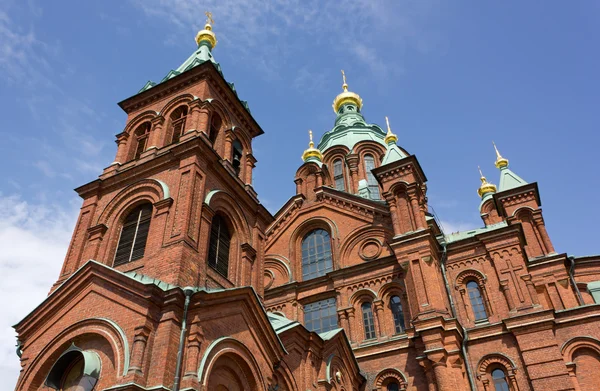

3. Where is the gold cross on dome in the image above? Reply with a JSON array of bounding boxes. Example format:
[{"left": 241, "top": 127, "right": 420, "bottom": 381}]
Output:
[
  {"left": 205, "top": 11, "right": 214, "bottom": 25},
  {"left": 341, "top": 70, "right": 346, "bottom": 85}
]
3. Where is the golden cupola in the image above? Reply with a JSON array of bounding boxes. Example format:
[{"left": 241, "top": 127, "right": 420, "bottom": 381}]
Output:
[
  {"left": 332, "top": 70, "right": 363, "bottom": 113},
  {"left": 302, "top": 130, "right": 323, "bottom": 162},
  {"left": 195, "top": 11, "right": 218, "bottom": 49},
  {"left": 384, "top": 116, "right": 398, "bottom": 145},
  {"left": 477, "top": 166, "right": 497, "bottom": 198}
]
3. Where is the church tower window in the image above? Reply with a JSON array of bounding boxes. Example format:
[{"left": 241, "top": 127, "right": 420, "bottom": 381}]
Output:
[
  {"left": 387, "top": 382, "right": 400, "bottom": 391},
  {"left": 390, "top": 295, "right": 405, "bottom": 333},
  {"left": 333, "top": 159, "right": 345, "bottom": 191},
  {"left": 169, "top": 106, "right": 188, "bottom": 144},
  {"left": 467, "top": 280, "right": 488, "bottom": 321},
  {"left": 232, "top": 140, "right": 243, "bottom": 176},
  {"left": 301, "top": 229, "right": 333, "bottom": 280},
  {"left": 209, "top": 112, "right": 222, "bottom": 144},
  {"left": 361, "top": 302, "right": 376, "bottom": 340},
  {"left": 132, "top": 122, "right": 151, "bottom": 160},
  {"left": 364, "top": 154, "right": 380, "bottom": 199},
  {"left": 208, "top": 215, "right": 231, "bottom": 278},
  {"left": 114, "top": 203, "right": 152, "bottom": 266},
  {"left": 491, "top": 368, "right": 510, "bottom": 391}
]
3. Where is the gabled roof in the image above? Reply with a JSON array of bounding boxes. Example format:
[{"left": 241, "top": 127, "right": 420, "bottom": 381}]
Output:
[{"left": 381, "top": 143, "right": 408, "bottom": 165}]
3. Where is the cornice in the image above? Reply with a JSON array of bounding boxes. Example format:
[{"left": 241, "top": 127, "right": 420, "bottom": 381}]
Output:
[
  {"left": 493, "top": 182, "right": 541, "bottom": 217},
  {"left": 371, "top": 154, "right": 427, "bottom": 185}
]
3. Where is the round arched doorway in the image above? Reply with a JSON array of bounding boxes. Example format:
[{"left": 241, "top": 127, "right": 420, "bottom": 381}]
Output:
[{"left": 206, "top": 353, "right": 259, "bottom": 391}]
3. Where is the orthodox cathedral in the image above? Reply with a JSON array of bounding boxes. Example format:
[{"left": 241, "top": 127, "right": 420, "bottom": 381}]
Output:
[{"left": 13, "top": 15, "right": 600, "bottom": 391}]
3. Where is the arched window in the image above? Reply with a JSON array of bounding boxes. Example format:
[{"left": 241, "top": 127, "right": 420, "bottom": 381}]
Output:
[
  {"left": 491, "top": 368, "right": 510, "bottom": 391},
  {"left": 362, "top": 302, "right": 376, "bottom": 340},
  {"left": 364, "top": 154, "right": 380, "bottom": 199},
  {"left": 386, "top": 382, "right": 400, "bottom": 391},
  {"left": 132, "top": 122, "right": 151, "bottom": 160},
  {"left": 390, "top": 295, "right": 405, "bottom": 333},
  {"left": 209, "top": 112, "right": 222, "bottom": 144},
  {"left": 333, "top": 159, "right": 345, "bottom": 191},
  {"left": 114, "top": 203, "right": 152, "bottom": 266},
  {"left": 208, "top": 215, "right": 230, "bottom": 278},
  {"left": 301, "top": 229, "right": 333, "bottom": 280},
  {"left": 232, "top": 140, "right": 243, "bottom": 176},
  {"left": 467, "top": 280, "right": 488, "bottom": 321},
  {"left": 169, "top": 106, "right": 188, "bottom": 144}
]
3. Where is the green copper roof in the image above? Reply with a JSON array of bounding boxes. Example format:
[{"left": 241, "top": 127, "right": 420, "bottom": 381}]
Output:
[
  {"left": 317, "top": 103, "right": 387, "bottom": 152},
  {"left": 443, "top": 221, "right": 508, "bottom": 244},
  {"left": 381, "top": 142, "right": 408, "bottom": 165},
  {"left": 498, "top": 165, "right": 527, "bottom": 192}
]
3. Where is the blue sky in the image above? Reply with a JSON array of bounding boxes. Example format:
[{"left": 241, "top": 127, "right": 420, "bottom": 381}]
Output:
[{"left": 1, "top": 0, "right": 599, "bottom": 387}]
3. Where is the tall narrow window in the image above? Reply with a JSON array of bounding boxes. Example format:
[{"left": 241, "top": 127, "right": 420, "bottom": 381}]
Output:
[
  {"left": 304, "top": 298, "right": 337, "bottom": 333},
  {"left": 232, "top": 140, "right": 243, "bottom": 176},
  {"left": 209, "top": 112, "right": 222, "bottom": 144},
  {"left": 114, "top": 203, "right": 152, "bottom": 266},
  {"left": 133, "top": 123, "right": 151, "bottom": 160},
  {"left": 387, "top": 383, "right": 400, "bottom": 391},
  {"left": 362, "top": 302, "right": 376, "bottom": 340},
  {"left": 390, "top": 295, "right": 405, "bottom": 333},
  {"left": 333, "top": 159, "right": 345, "bottom": 191},
  {"left": 364, "top": 154, "right": 380, "bottom": 199},
  {"left": 169, "top": 106, "right": 188, "bottom": 144},
  {"left": 491, "top": 368, "right": 510, "bottom": 391},
  {"left": 207, "top": 215, "right": 230, "bottom": 278},
  {"left": 301, "top": 229, "right": 333, "bottom": 280},
  {"left": 467, "top": 280, "right": 488, "bottom": 321}
]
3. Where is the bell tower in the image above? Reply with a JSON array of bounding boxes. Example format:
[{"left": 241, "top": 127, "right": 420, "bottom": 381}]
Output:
[{"left": 55, "top": 15, "right": 272, "bottom": 294}]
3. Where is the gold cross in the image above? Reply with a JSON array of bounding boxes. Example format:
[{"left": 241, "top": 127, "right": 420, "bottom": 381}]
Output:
[
  {"left": 309, "top": 129, "right": 313, "bottom": 142},
  {"left": 205, "top": 11, "right": 214, "bottom": 25},
  {"left": 385, "top": 116, "right": 391, "bottom": 134}
]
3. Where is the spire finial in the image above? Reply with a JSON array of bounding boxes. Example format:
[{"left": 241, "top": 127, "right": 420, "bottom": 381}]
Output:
[
  {"left": 384, "top": 116, "right": 398, "bottom": 145},
  {"left": 341, "top": 70, "right": 348, "bottom": 91},
  {"left": 302, "top": 129, "right": 323, "bottom": 162},
  {"left": 195, "top": 11, "right": 217, "bottom": 48},
  {"left": 492, "top": 141, "right": 509, "bottom": 169},
  {"left": 477, "top": 165, "right": 497, "bottom": 198},
  {"left": 332, "top": 70, "right": 363, "bottom": 113}
]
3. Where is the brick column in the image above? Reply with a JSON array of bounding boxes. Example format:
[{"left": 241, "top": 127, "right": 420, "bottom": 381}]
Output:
[
  {"left": 148, "top": 116, "right": 165, "bottom": 150},
  {"left": 373, "top": 300, "right": 385, "bottom": 337},
  {"left": 128, "top": 325, "right": 151, "bottom": 376},
  {"left": 500, "top": 280, "right": 515, "bottom": 310},
  {"left": 185, "top": 99, "right": 203, "bottom": 133},
  {"left": 385, "top": 194, "right": 402, "bottom": 235},
  {"left": 114, "top": 133, "right": 129, "bottom": 164}
]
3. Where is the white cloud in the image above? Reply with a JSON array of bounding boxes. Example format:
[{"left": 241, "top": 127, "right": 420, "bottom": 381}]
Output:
[
  {"left": 130, "top": 0, "right": 441, "bottom": 82},
  {"left": 439, "top": 220, "right": 475, "bottom": 234},
  {"left": 0, "top": 194, "right": 78, "bottom": 390}
]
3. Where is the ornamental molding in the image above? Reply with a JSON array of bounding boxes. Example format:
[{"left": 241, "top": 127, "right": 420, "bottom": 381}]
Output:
[
  {"left": 499, "top": 191, "right": 536, "bottom": 207},
  {"left": 375, "top": 164, "right": 413, "bottom": 184}
]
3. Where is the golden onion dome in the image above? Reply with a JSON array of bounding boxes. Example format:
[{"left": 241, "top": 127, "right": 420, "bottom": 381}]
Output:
[
  {"left": 384, "top": 116, "right": 398, "bottom": 145},
  {"left": 477, "top": 166, "right": 497, "bottom": 198},
  {"left": 302, "top": 130, "right": 323, "bottom": 162},
  {"left": 332, "top": 70, "right": 363, "bottom": 113},
  {"left": 493, "top": 141, "right": 509, "bottom": 169},
  {"left": 195, "top": 11, "right": 217, "bottom": 49}
]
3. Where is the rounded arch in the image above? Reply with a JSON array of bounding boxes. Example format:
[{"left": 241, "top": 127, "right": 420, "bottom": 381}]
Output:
[
  {"left": 122, "top": 110, "right": 158, "bottom": 136},
  {"left": 264, "top": 255, "right": 293, "bottom": 287},
  {"left": 16, "top": 318, "right": 128, "bottom": 391},
  {"left": 157, "top": 93, "right": 195, "bottom": 117},
  {"left": 206, "top": 99, "right": 233, "bottom": 129},
  {"left": 387, "top": 181, "right": 411, "bottom": 197},
  {"left": 374, "top": 368, "right": 408, "bottom": 390},
  {"left": 96, "top": 178, "right": 168, "bottom": 226},
  {"left": 455, "top": 269, "right": 487, "bottom": 287},
  {"left": 512, "top": 206, "right": 536, "bottom": 218},
  {"left": 339, "top": 225, "right": 393, "bottom": 266},
  {"left": 197, "top": 337, "right": 267, "bottom": 391},
  {"left": 353, "top": 140, "right": 386, "bottom": 161},
  {"left": 349, "top": 288, "right": 377, "bottom": 307},
  {"left": 378, "top": 281, "right": 406, "bottom": 302},
  {"left": 290, "top": 217, "right": 338, "bottom": 280},
  {"left": 477, "top": 353, "right": 518, "bottom": 376},
  {"left": 204, "top": 189, "right": 251, "bottom": 242},
  {"left": 231, "top": 126, "right": 252, "bottom": 155},
  {"left": 561, "top": 336, "right": 600, "bottom": 361}
]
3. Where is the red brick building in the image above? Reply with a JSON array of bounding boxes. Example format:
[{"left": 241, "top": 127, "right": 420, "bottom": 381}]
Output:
[{"left": 12, "top": 19, "right": 600, "bottom": 391}]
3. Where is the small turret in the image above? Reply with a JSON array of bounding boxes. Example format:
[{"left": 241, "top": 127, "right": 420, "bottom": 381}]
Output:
[
  {"left": 493, "top": 142, "right": 528, "bottom": 192},
  {"left": 195, "top": 11, "right": 217, "bottom": 49},
  {"left": 381, "top": 116, "right": 408, "bottom": 165},
  {"left": 477, "top": 166, "right": 497, "bottom": 198},
  {"left": 301, "top": 130, "right": 323, "bottom": 163}
]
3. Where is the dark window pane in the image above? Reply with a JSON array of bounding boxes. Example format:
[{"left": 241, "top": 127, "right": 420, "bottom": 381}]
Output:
[
  {"left": 114, "top": 203, "right": 152, "bottom": 266},
  {"left": 362, "top": 302, "right": 376, "bottom": 340},
  {"left": 467, "top": 280, "right": 488, "bottom": 321},
  {"left": 301, "top": 229, "right": 333, "bottom": 281},
  {"left": 207, "top": 215, "right": 230, "bottom": 278},
  {"left": 391, "top": 295, "right": 405, "bottom": 334},
  {"left": 492, "top": 369, "right": 510, "bottom": 391},
  {"left": 303, "top": 298, "right": 338, "bottom": 334},
  {"left": 333, "top": 159, "right": 345, "bottom": 191}
]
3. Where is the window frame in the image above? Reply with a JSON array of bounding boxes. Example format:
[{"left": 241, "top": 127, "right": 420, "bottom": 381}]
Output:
[
  {"left": 207, "top": 214, "right": 231, "bottom": 278},
  {"left": 390, "top": 295, "right": 406, "bottom": 334},
  {"left": 361, "top": 301, "right": 377, "bottom": 340},
  {"left": 363, "top": 154, "right": 380, "bottom": 199},
  {"left": 113, "top": 203, "right": 153, "bottom": 266},
  {"left": 303, "top": 297, "right": 338, "bottom": 334},
  {"left": 169, "top": 106, "right": 188, "bottom": 145},
  {"left": 333, "top": 158, "right": 345, "bottom": 191},
  {"left": 301, "top": 229, "right": 333, "bottom": 281},
  {"left": 466, "top": 280, "right": 488, "bottom": 322}
]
